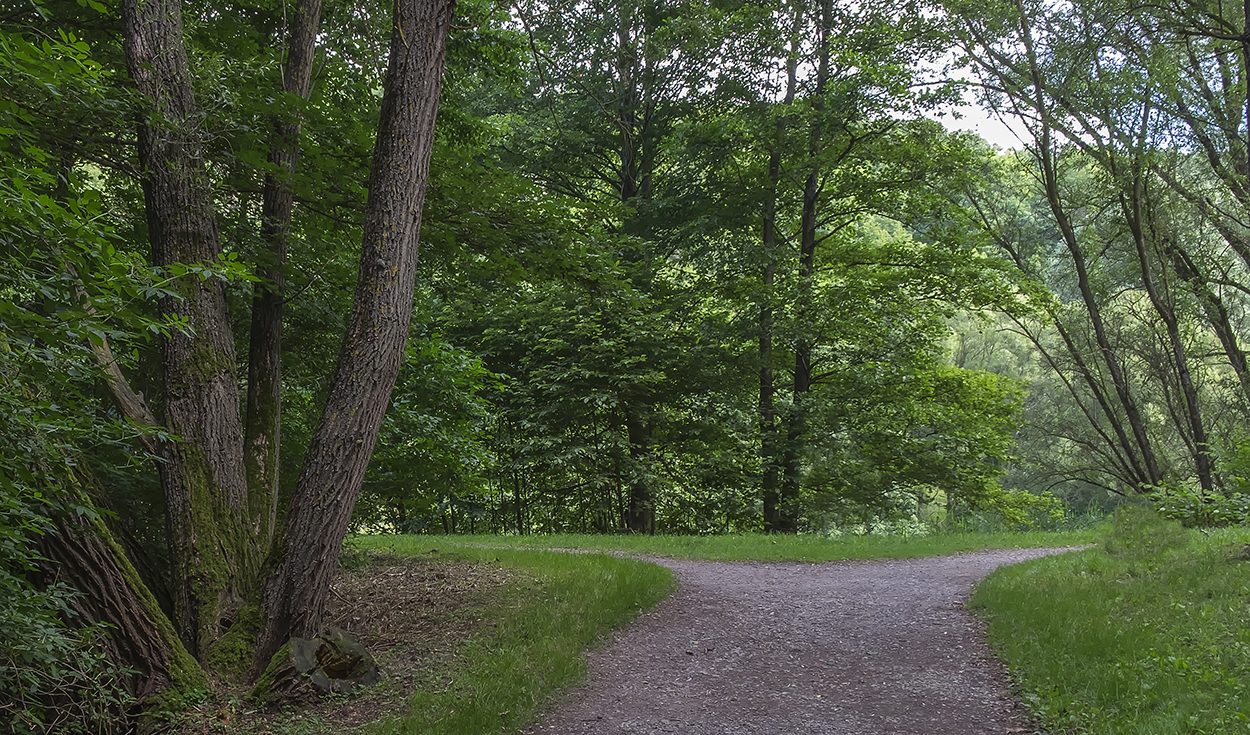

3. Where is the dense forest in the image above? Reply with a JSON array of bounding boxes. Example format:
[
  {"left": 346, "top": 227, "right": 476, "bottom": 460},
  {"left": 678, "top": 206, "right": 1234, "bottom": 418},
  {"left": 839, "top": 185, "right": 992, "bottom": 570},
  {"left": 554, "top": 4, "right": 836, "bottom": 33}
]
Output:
[{"left": 6, "top": 0, "right": 1250, "bottom": 728}]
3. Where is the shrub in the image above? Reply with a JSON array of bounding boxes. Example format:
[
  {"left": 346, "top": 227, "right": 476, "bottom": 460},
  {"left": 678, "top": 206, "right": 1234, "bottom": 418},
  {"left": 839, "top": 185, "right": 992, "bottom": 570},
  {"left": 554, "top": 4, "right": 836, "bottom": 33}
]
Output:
[{"left": 1147, "top": 484, "right": 1250, "bottom": 528}]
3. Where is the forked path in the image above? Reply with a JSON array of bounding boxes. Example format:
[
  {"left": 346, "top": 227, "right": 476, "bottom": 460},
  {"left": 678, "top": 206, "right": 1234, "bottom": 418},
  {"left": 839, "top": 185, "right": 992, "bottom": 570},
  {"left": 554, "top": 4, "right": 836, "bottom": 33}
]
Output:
[{"left": 529, "top": 547, "right": 1073, "bottom": 735}]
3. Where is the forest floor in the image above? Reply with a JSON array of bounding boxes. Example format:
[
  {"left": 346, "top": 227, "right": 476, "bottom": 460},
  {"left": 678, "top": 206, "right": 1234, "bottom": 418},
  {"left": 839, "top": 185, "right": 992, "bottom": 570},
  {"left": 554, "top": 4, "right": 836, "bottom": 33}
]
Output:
[
  {"left": 526, "top": 548, "right": 1076, "bottom": 735},
  {"left": 175, "top": 551, "right": 523, "bottom": 734}
]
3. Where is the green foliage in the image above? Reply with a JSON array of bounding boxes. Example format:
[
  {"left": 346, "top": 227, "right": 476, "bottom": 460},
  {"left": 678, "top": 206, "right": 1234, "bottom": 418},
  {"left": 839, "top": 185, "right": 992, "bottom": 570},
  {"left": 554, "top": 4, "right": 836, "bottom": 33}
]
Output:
[
  {"left": 1149, "top": 487, "right": 1250, "bottom": 529},
  {"left": 354, "top": 333, "right": 500, "bottom": 534},
  {"left": 972, "top": 523, "right": 1250, "bottom": 735},
  {"left": 0, "top": 594, "right": 134, "bottom": 735},
  {"left": 1148, "top": 440, "right": 1250, "bottom": 528},
  {"left": 981, "top": 489, "right": 1069, "bottom": 530},
  {"left": 0, "top": 25, "right": 171, "bottom": 730},
  {"left": 805, "top": 362, "right": 1024, "bottom": 518}
]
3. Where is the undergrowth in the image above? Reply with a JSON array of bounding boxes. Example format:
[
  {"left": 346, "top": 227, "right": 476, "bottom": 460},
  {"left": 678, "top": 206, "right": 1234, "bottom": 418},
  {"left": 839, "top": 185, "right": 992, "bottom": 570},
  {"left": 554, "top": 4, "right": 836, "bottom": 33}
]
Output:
[
  {"left": 971, "top": 505, "right": 1250, "bottom": 735},
  {"left": 375, "top": 528, "right": 1100, "bottom": 563}
]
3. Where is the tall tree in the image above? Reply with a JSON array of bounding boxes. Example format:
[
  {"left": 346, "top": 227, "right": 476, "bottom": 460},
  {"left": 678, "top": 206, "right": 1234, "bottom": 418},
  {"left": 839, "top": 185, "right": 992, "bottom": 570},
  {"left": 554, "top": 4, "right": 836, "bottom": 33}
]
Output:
[
  {"left": 122, "top": 0, "right": 255, "bottom": 658},
  {"left": 507, "top": 0, "right": 739, "bottom": 532},
  {"left": 12, "top": 0, "right": 456, "bottom": 696},
  {"left": 244, "top": 0, "right": 325, "bottom": 575},
  {"left": 256, "top": 0, "right": 455, "bottom": 668},
  {"left": 951, "top": 0, "right": 1250, "bottom": 494}
]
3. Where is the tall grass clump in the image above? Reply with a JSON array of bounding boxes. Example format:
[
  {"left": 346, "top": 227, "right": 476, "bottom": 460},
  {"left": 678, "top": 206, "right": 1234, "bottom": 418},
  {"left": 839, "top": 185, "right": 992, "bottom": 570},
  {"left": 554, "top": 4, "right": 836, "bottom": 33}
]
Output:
[{"left": 971, "top": 505, "right": 1250, "bottom": 735}]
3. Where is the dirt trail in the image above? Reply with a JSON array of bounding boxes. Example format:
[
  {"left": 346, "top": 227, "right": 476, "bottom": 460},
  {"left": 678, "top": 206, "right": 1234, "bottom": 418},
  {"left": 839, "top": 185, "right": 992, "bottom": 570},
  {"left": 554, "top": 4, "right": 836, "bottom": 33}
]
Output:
[{"left": 529, "top": 547, "right": 1073, "bottom": 735}]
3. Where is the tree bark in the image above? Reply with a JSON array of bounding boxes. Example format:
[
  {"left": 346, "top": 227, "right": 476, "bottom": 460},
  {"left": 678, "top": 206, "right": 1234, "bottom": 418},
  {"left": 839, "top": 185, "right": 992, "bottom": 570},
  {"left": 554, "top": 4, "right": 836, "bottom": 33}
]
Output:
[
  {"left": 245, "top": 0, "right": 325, "bottom": 571},
  {"left": 123, "top": 0, "right": 252, "bottom": 659},
  {"left": 255, "top": 0, "right": 454, "bottom": 672},
  {"left": 37, "top": 469, "right": 205, "bottom": 704}
]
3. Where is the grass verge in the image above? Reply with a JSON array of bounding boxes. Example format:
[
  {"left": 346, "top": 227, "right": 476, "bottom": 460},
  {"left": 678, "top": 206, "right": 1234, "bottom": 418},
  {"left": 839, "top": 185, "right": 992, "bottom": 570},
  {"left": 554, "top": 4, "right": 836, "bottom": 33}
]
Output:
[
  {"left": 970, "top": 507, "right": 1250, "bottom": 735},
  {"left": 362, "top": 542, "right": 673, "bottom": 735},
  {"left": 370, "top": 529, "right": 1101, "bottom": 563}
]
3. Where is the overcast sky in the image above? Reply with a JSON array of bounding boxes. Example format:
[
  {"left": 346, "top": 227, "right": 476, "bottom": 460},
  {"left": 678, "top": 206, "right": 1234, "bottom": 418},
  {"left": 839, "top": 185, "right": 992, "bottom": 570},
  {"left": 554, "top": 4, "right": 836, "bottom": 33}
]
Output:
[{"left": 936, "top": 92, "right": 1030, "bottom": 152}]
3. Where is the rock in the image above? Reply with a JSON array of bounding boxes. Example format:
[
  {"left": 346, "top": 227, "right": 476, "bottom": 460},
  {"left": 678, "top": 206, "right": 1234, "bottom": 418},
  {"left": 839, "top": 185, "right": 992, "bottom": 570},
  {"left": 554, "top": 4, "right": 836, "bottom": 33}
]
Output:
[{"left": 254, "top": 627, "right": 384, "bottom": 703}]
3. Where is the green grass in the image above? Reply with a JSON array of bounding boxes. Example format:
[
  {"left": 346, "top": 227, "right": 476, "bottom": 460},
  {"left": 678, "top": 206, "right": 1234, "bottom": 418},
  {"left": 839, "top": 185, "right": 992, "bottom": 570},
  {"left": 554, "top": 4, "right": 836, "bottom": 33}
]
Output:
[
  {"left": 971, "top": 508, "right": 1250, "bottom": 735},
  {"left": 364, "top": 529, "right": 1100, "bottom": 563},
  {"left": 359, "top": 543, "right": 673, "bottom": 735}
]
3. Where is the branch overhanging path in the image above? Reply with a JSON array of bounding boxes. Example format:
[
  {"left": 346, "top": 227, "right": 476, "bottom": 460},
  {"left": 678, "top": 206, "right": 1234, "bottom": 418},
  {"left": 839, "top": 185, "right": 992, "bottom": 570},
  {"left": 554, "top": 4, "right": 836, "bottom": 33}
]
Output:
[{"left": 529, "top": 548, "right": 1073, "bottom": 735}]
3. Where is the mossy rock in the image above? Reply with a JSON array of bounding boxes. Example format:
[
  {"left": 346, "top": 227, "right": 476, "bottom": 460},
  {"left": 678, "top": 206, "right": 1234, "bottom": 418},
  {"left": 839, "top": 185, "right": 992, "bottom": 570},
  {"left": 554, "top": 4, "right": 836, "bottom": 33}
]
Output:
[{"left": 252, "top": 627, "right": 383, "bottom": 703}]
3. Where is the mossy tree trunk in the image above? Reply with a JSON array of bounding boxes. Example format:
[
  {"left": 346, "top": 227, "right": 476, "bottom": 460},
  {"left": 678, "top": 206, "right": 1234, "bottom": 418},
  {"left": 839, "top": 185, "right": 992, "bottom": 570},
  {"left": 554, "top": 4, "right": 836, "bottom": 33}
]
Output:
[
  {"left": 116, "top": 0, "right": 327, "bottom": 671},
  {"left": 255, "top": 0, "right": 455, "bottom": 671},
  {"left": 122, "top": 0, "right": 254, "bottom": 661},
  {"left": 37, "top": 469, "right": 205, "bottom": 704}
]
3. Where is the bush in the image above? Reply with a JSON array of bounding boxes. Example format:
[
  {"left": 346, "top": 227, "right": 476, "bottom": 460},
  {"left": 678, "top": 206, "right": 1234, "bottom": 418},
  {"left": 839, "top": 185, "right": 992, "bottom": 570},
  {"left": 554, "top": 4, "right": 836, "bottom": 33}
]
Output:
[
  {"left": 0, "top": 476, "right": 134, "bottom": 734},
  {"left": 982, "top": 488, "right": 1068, "bottom": 530},
  {"left": 1147, "top": 484, "right": 1250, "bottom": 528}
]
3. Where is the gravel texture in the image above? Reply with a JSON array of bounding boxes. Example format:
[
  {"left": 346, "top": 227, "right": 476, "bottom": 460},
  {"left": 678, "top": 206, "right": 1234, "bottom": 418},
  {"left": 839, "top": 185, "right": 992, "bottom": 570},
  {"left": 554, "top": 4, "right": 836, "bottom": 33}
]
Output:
[{"left": 529, "top": 547, "right": 1074, "bottom": 735}]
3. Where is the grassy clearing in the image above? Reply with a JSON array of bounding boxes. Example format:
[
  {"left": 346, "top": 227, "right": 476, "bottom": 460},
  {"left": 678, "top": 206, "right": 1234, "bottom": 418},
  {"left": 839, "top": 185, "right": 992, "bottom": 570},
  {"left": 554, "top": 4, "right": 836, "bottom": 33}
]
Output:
[
  {"left": 360, "top": 544, "right": 673, "bottom": 735},
  {"left": 362, "top": 528, "right": 1101, "bottom": 563},
  {"left": 971, "top": 507, "right": 1250, "bottom": 735}
]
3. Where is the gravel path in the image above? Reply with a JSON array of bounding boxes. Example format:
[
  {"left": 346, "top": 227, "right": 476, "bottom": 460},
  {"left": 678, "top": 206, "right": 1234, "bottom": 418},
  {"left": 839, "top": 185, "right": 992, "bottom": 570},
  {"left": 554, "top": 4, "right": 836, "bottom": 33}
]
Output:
[{"left": 529, "top": 547, "right": 1074, "bottom": 735}]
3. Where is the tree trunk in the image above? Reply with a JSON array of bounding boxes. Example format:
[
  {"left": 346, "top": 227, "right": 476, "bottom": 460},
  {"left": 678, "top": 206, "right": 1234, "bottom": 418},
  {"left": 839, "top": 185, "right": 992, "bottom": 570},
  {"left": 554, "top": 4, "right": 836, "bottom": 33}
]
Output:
[
  {"left": 761, "top": 4, "right": 801, "bottom": 533},
  {"left": 625, "top": 406, "right": 655, "bottom": 533},
  {"left": 514, "top": 466, "right": 525, "bottom": 534},
  {"left": 1124, "top": 163, "right": 1213, "bottom": 491},
  {"left": 1167, "top": 240, "right": 1250, "bottom": 412},
  {"left": 245, "top": 0, "right": 324, "bottom": 574},
  {"left": 760, "top": 249, "right": 780, "bottom": 531},
  {"left": 778, "top": 0, "right": 831, "bottom": 531},
  {"left": 37, "top": 469, "right": 205, "bottom": 704},
  {"left": 254, "top": 0, "right": 454, "bottom": 672},
  {"left": 123, "top": 0, "right": 252, "bottom": 659},
  {"left": 612, "top": 6, "right": 661, "bottom": 529}
]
